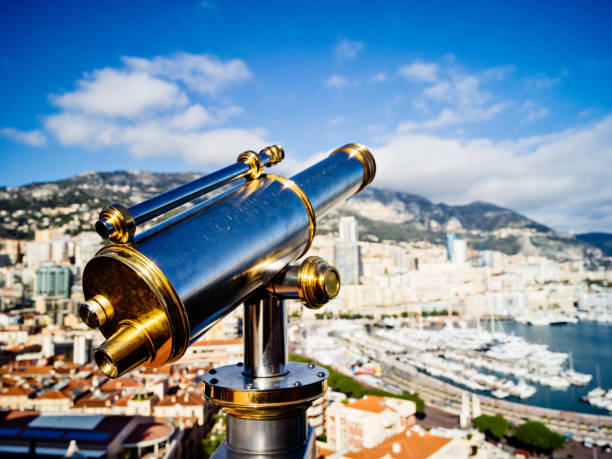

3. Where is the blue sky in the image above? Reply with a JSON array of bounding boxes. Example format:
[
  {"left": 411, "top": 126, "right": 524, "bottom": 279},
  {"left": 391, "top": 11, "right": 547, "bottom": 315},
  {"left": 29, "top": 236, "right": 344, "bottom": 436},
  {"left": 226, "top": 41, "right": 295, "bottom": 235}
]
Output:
[{"left": 1, "top": 1, "right": 611, "bottom": 233}]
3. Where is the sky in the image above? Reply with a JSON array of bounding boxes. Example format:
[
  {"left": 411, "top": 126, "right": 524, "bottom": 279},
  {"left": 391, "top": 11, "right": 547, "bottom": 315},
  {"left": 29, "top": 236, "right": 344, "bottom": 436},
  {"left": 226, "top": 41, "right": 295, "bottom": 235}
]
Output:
[{"left": 0, "top": 1, "right": 611, "bottom": 233}]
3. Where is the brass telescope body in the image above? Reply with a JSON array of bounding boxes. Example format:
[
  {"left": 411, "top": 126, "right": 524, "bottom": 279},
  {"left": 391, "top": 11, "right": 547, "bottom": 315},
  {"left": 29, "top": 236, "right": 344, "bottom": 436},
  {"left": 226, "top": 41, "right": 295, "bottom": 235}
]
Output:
[{"left": 81, "top": 144, "right": 375, "bottom": 379}]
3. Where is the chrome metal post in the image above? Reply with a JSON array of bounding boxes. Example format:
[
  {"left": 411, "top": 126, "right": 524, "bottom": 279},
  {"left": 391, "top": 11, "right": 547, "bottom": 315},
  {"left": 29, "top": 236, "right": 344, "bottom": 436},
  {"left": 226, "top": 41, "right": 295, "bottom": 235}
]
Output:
[
  {"left": 208, "top": 287, "right": 320, "bottom": 459},
  {"left": 219, "top": 412, "right": 313, "bottom": 459},
  {"left": 243, "top": 295, "right": 288, "bottom": 378}
]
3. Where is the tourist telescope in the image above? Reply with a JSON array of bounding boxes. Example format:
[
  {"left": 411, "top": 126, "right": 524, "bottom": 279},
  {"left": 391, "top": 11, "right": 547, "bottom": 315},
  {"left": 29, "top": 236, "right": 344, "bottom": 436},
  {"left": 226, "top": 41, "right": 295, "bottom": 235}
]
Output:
[{"left": 79, "top": 143, "right": 376, "bottom": 458}]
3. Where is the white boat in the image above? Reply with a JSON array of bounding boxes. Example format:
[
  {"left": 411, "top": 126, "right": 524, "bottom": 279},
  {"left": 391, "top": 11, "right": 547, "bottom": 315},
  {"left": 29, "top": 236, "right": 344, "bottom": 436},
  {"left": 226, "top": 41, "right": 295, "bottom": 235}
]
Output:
[
  {"left": 590, "top": 397, "right": 608, "bottom": 408},
  {"left": 588, "top": 387, "right": 606, "bottom": 398},
  {"left": 566, "top": 352, "right": 593, "bottom": 386},
  {"left": 567, "top": 370, "right": 592, "bottom": 386},
  {"left": 492, "top": 389, "right": 510, "bottom": 399},
  {"left": 515, "top": 380, "right": 537, "bottom": 399},
  {"left": 543, "top": 375, "right": 570, "bottom": 390}
]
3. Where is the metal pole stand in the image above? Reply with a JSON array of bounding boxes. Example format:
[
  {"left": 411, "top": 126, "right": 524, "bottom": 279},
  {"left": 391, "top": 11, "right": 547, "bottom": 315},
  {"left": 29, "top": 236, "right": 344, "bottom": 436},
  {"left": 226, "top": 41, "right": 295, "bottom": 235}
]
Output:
[{"left": 203, "top": 257, "right": 340, "bottom": 458}]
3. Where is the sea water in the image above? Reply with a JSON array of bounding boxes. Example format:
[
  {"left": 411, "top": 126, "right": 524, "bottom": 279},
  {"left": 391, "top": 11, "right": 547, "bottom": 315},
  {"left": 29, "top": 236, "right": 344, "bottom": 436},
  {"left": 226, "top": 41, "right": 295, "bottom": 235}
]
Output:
[{"left": 494, "top": 320, "right": 612, "bottom": 415}]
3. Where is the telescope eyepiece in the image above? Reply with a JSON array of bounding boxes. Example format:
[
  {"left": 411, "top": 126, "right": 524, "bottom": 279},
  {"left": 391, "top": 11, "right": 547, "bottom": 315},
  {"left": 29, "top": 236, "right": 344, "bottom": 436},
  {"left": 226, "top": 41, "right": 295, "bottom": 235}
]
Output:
[{"left": 93, "top": 323, "right": 152, "bottom": 378}]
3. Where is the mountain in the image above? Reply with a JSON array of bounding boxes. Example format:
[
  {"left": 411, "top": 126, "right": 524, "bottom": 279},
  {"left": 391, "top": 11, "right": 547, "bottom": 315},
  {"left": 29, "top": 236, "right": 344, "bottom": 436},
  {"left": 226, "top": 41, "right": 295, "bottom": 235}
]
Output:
[
  {"left": 576, "top": 233, "right": 612, "bottom": 257},
  {"left": 0, "top": 171, "right": 607, "bottom": 265},
  {"left": 316, "top": 187, "right": 601, "bottom": 263},
  {"left": 338, "top": 188, "right": 550, "bottom": 233}
]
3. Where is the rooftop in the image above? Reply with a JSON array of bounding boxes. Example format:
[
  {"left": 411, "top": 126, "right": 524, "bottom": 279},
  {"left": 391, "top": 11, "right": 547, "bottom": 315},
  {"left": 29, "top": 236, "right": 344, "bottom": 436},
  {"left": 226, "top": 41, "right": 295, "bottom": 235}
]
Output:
[
  {"left": 344, "top": 395, "right": 393, "bottom": 414},
  {"left": 343, "top": 429, "right": 452, "bottom": 459},
  {"left": 124, "top": 422, "right": 174, "bottom": 445},
  {"left": 0, "top": 411, "right": 134, "bottom": 445}
]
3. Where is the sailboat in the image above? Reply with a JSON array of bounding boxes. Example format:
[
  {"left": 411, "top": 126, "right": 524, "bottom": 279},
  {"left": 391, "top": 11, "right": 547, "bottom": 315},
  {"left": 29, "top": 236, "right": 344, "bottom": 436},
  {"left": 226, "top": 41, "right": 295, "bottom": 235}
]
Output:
[
  {"left": 587, "top": 364, "right": 605, "bottom": 398},
  {"left": 566, "top": 351, "right": 592, "bottom": 386}
]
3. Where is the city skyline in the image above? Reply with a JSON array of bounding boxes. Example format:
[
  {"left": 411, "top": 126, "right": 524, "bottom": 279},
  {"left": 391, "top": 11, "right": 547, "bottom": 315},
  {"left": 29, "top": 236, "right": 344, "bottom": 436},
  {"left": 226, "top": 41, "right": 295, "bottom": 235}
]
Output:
[{"left": 1, "top": 1, "right": 611, "bottom": 234}]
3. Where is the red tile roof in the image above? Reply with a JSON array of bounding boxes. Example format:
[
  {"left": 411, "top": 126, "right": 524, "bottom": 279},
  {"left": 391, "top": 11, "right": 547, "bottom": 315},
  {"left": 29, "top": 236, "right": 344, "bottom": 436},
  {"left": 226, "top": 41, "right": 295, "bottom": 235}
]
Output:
[
  {"left": 156, "top": 391, "right": 205, "bottom": 407},
  {"left": 345, "top": 395, "right": 392, "bottom": 414},
  {"left": 74, "top": 390, "right": 121, "bottom": 408},
  {"left": 125, "top": 422, "right": 173, "bottom": 444},
  {"left": 0, "top": 386, "right": 34, "bottom": 396},
  {"left": 35, "top": 389, "right": 72, "bottom": 400},
  {"left": 100, "top": 376, "right": 143, "bottom": 392},
  {"left": 343, "top": 429, "right": 452, "bottom": 459}
]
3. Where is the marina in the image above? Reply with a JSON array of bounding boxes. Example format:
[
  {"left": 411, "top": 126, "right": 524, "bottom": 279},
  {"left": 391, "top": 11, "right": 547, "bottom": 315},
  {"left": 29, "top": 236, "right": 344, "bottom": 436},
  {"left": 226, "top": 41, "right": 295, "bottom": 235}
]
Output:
[{"left": 294, "top": 318, "right": 612, "bottom": 416}]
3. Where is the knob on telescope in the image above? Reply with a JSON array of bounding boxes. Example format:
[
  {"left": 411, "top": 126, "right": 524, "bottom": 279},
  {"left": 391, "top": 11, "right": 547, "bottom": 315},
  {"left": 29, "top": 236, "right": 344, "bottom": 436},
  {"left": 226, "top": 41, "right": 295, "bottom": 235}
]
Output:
[{"left": 268, "top": 256, "right": 340, "bottom": 308}]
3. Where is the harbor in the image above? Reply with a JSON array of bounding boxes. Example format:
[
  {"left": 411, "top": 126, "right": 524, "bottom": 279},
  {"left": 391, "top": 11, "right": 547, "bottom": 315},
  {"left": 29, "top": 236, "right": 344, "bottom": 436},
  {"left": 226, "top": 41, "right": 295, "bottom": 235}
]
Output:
[{"left": 293, "top": 318, "right": 612, "bottom": 416}]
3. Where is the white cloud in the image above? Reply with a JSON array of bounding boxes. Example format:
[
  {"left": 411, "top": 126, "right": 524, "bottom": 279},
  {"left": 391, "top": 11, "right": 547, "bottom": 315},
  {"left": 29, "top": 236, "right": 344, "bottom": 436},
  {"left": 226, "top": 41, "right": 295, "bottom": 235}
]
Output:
[
  {"left": 328, "top": 116, "right": 346, "bottom": 126},
  {"left": 167, "top": 104, "right": 213, "bottom": 131},
  {"left": 325, "top": 74, "right": 355, "bottom": 89},
  {"left": 123, "top": 52, "right": 251, "bottom": 95},
  {"left": 334, "top": 39, "right": 364, "bottom": 61},
  {"left": 372, "top": 116, "right": 612, "bottom": 233},
  {"left": 38, "top": 52, "right": 266, "bottom": 166},
  {"left": 372, "top": 72, "right": 387, "bottom": 82},
  {"left": 482, "top": 65, "right": 515, "bottom": 80},
  {"left": 51, "top": 69, "right": 187, "bottom": 118},
  {"left": 404, "top": 69, "right": 508, "bottom": 131},
  {"left": 527, "top": 70, "right": 567, "bottom": 90},
  {"left": 520, "top": 101, "right": 550, "bottom": 122},
  {"left": 401, "top": 59, "right": 518, "bottom": 131},
  {"left": 398, "top": 60, "right": 439, "bottom": 83},
  {"left": 0, "top": 127, "right": 47, "bottom": 147},
  {"left": 45, "top": 111, "right": 267, "bottom": 165},
  {"left": 422, "top": 81, "right": 453, "bottom": 102},
  {"left": 398, "top": 103, "right": 509, "bottom": 131}
]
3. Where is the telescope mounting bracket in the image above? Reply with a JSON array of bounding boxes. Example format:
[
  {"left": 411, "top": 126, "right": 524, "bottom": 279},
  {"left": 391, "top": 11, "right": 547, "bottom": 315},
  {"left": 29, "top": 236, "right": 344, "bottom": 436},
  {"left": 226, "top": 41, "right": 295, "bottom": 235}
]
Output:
[{"left": 203, "top": 257, "right": 339, "bottom": 458}]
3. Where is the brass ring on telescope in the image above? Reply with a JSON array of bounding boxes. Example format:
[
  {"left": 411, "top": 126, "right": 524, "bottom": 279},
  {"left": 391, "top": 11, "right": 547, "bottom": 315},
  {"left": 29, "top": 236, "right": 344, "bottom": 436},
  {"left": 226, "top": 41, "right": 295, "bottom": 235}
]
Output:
[
  {"left": 265, "top": 174, "right": 316, "bottom": 257},
  {"left": 84, "top": 244, "right": 190, "bottom": 373},
  {"left": 330, "top": 143, "right": 376, "bottom": 193},
  {"left": 237, "top": 150, "right": 265, "bottom": 179}
]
